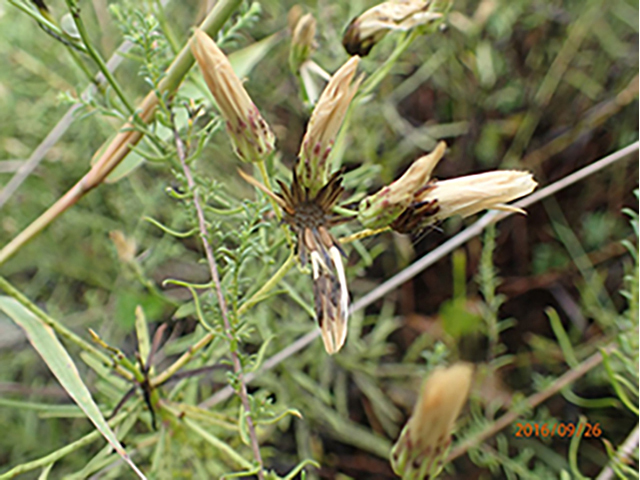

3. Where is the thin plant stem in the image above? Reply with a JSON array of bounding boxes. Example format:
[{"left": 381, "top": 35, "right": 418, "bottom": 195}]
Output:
[
  {"left": 237, "top": 252, "right": 296, "bottom": 316},
  {"left": 65, "top": 0, "right": 135, "bottom": 114},
  {"left": 479, "top": 224, "right": 500, "bottom": 361},
  {"left": 150, "top": 332, "right": 214, "bottom": 388},
  {"left": 153, "top": 0, "right": 180, "bottom": 54},
  {"left": 171, "top": 114, "right": 264, "bottom": 478},
  {"left": 294, "top": 68, "right": 311, "bottom": 106},
  {"left": 257, "top": 159, "right": 282, "bottom": 221},
  {"left": 359, "top": 30, "right": 420, "bottom": 98},
  {"left": 66, "top": 44, "right": 99, "bottom": 87},
  {"left": 7, "top": 0, "right": 87, "bottom": 53},
  {"left": 0, "top": 1, "right": 145, "bottom": 209},
  {"left": 340, "top": 227, "right": 390, "bottom": 244},
  {"left": 174, "top": 413, "right": 254, "bottom": 470},
  {"left": 151, "top": 243, "right": 296, "bottom": 389}
]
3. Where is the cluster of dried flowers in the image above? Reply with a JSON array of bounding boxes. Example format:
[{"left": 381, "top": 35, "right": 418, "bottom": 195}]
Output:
[
  {"left": 190, "top": 1, "right": 537, "bottom": 477},
  {"left": 191, "top": 29, "right": 536, "bottom": 354}
]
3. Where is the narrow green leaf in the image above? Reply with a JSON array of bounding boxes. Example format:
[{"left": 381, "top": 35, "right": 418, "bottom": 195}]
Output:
[
  {"left": 0, "top": 297, "right": 147, "bottom": 480},
  {"left": 181, "top": 416, "right": 253, "bottom": 470},
  {"left": 228, "top": 33, "right": 281, "bottom": 78},
  {"left": 546, "top": 307, "right": 579, "bottom": 367},
  {"left": 283, "top": 459, "right": 320, "bottom": 480},
  {"left": 255, "top": 407, "right": 302, "bottom": 427},
  {"left": 248, "top": 335, "right": 273, "bottom": 373},
  {"left": 238, "top": 404, "right": 251, "bottom": 446}
]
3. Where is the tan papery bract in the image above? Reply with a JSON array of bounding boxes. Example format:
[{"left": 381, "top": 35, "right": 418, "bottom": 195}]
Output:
[
  {"left": 296, "top": 56, "right": 362, "bottom": 195},
  {"left": 191, "top": 30, "right": 275, "bottom": 163}
]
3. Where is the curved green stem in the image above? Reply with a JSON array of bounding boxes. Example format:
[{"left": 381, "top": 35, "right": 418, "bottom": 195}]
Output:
[
  {"left": 257, "top": 160, "right": 282, "bottom": 220},
  {"left": 238, "top": 252, "right": 296, "bottom": 316},
  {"left": 153, "top": 0, "right": 180, "bottom": 54},
  {"left": 66, "top": 1, "right": 134, "bottom": 114},
  {"left": 359, "top": 30, "right": 420, "bottom": 98}
]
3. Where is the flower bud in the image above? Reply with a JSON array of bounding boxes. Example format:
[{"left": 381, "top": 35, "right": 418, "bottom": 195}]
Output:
[
  {"left": 343, "top": 0, "right": 452, "bottom": 57},
  {"left": 109, "top": 230, "right": 136, "bottom": 263},
  {"left": 287, "top": 5, "right": 304, "bottom": 32},
  {"left": 289, "top": 13, "right": 317, "bottom": 73},
  {"left": 295, "top": 56, "right": 362, "bottom": 195},
  {"left": 357, "top": 141, "right": 446, "bottom": 229},
  {"left": 190, "top": 29, "right": 275, "bottom": 163},
  {"left": 391, "top": 363, "right": 473, "bottom": 480}
]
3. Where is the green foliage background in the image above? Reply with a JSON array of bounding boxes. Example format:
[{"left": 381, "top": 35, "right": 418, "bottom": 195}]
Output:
[{"left": 0, "top": 0, "right": 637, "bottom": 478}]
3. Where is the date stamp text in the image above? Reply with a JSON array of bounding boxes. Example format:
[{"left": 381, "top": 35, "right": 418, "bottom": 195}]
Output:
[{"left": 514, "top": 422, "right": 602, "bottom": 438}]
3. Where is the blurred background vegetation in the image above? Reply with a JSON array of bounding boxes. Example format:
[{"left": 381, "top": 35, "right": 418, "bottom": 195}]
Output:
[{"left": 0, "top": 0, "right": 637, "bottom": 478}]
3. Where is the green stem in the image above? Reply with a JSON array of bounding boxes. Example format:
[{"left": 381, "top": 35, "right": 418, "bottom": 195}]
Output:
[
  {"left": 329, "top": 31, "right": 421, "bottom": 174},
  {"left": 568, "top": 416, "right": 589, "bottom": 479},
  {"left": 293, "top": 67, "right": 311, "bottom": 107},
  {"left": 176, "top": 414, "right": 254, "bottom": 470},
  {"left": 359, "top": 30, "right": 420, "bottom": 98},
  {"left": 150, "top": 332, "right": 214, "bottom": 388},
  {"left": 339, "top": 227, "right": 390, "bottom": 244},
  {"left": 601, "top": 348, "right": 639, "bottom": 414},
  {"left": 66, "top": 45, "right": 101, "bottom": 87},
  {"left": 164, "top": 0, "right": 244, "bottom": 93},
  {"left": 9, "top": 0, "right": 96, "bottom": 85},
  {"left": 238, "top": 252, "right": 296, "bottom": 316},
  {"left": 8, "top": 0, "right": 87, "bottom": 53},
  {"left": 153, "top": 0, "right": 180, "bottom": 54},
  {"left": 88, "top": 329, "right": 145, "bottom": 382},
  {"left": 65, "top": 1, "right": 135, "bottom": 114},
  {"left": 257, "top": 160, "right": 282, "bottom": 220}
]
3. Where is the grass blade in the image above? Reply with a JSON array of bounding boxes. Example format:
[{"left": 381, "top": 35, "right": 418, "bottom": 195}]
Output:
[{"left": 0, "top": 296, "right": 147, "bottom": 480}]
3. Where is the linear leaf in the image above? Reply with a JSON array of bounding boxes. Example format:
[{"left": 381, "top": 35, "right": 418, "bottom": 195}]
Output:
[{"left": 0, "top": 296, "right": 146, "bottom": 480}]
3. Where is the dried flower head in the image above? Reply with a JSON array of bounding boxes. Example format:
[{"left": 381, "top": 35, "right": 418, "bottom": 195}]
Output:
[
  {"left": 392, "top": 170, "right": 537, "bottom": 233},
  {"left": 289, "top": 13, "right": 317, "bottom": 73},
  {"left": 239, "top": 169, "right": 353, "bottom": 354},
  {"left": 358, "top": 141, "right": 446, "bottom": 229},
  {"left": 358, "top": 141, "right": 537, "bottom": 232},
  {"left": 190, "top": 29, "right": 275, "bottom": 163},
  {"left": 343, "top": 0, "right": 451, "bottom": 57},
  {"left": 296, "top": 56, "right": 362, "bottom": 196},
  {"left": 391, "top": 363, "right": 473, "bottom": 479}
]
